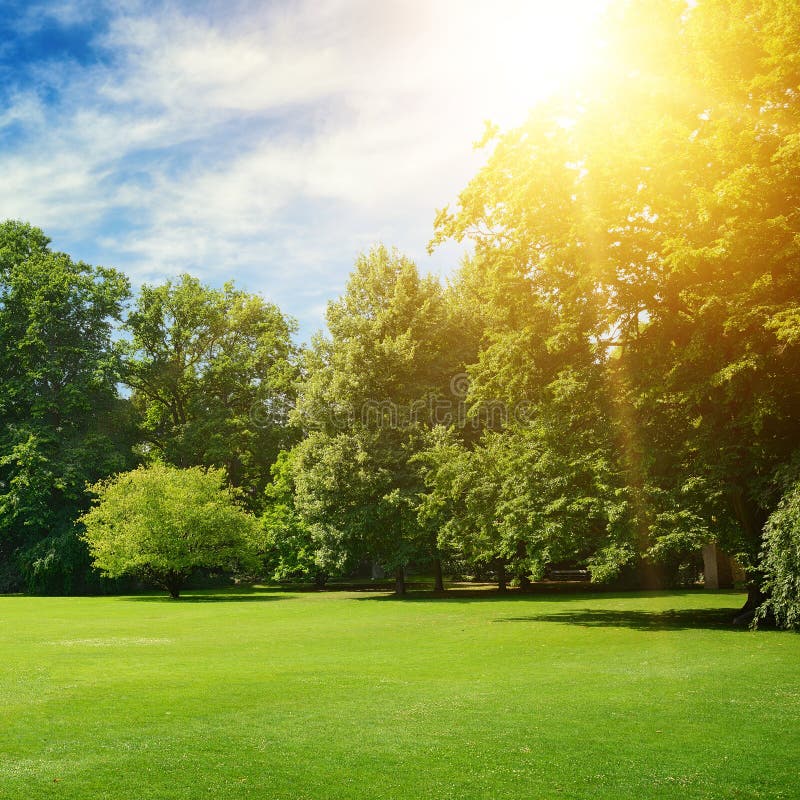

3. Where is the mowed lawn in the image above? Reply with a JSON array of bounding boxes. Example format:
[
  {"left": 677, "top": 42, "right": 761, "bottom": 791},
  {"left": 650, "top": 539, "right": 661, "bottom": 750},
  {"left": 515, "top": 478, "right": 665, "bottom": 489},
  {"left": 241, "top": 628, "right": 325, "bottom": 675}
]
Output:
[{"left": 1, "top": 589, "right": 799, "bottom": 800}]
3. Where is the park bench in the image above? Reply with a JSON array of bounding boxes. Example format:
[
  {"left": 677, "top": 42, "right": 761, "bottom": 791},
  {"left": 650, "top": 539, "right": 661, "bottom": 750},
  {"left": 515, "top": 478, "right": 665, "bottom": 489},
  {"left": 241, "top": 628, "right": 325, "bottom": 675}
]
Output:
[{"left": 546, "top": 568, "right": 591, "bottom": 582}]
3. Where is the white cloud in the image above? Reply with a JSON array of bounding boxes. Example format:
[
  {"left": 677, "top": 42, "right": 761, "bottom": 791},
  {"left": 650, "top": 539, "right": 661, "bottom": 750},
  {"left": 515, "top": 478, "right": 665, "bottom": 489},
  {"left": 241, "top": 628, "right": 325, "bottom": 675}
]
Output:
[{"left": 0, "top": 0, "right": 606, "bottom": 337}]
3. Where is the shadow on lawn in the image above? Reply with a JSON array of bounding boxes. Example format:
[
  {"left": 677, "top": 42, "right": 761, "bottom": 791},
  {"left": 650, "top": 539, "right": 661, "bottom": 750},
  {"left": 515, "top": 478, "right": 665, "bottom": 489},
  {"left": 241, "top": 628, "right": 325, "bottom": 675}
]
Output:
[
  {"left": 355, "top": 589, "right": 747, "bottom": 630},
  {"left": 496, "top": 607, "right": 745, "bottom": 631},
  {"left": 119, "top": 588, "right": 288, "bottom": 603},
  {"left": 355, "top": 588, "right": 736, "bottom": 603}
]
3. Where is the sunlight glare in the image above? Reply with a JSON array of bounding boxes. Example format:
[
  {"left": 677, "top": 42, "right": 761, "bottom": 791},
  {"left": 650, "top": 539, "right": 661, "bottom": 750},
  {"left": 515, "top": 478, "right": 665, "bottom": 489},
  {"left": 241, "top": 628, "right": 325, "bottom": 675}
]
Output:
[{"left": 454, "top": 0, "right": 608, "bottom": 126}]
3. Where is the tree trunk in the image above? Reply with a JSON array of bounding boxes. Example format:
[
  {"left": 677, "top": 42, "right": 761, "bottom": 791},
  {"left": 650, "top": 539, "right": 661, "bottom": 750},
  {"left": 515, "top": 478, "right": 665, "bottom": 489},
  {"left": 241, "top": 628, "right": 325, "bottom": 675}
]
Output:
[
  {"left": 497, "top": 560, "right": 507, "bottom": 593},
  {"left": 394, "top": 566, "right": 406, "bottom": 596},
  {"left": 164, "top": 571, "right": 183, "bottom": 599},
  {"left": 733, "top": 583, "right": 766, "bottom": 627},
  {"left": 314, "top": 571, "right": 328, "bottom": 589},
  {"left": 433, "top": 557, "right": 445, "bottom": 592},
  {"left": 702, "top": 543, "right": 734, "bottom": 589},
  {"left": 730, "top": 488, "right": 768, "bottom": 562},
  {"left": 729, "top": 488, "right": 770, "bottom": 625}
]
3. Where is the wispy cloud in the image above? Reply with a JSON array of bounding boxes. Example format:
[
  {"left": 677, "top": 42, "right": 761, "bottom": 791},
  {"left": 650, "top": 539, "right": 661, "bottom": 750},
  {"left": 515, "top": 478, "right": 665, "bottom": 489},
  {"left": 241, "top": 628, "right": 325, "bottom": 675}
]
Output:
[{"left": 0, "top": 0, "right": 604, "bottom": 337}]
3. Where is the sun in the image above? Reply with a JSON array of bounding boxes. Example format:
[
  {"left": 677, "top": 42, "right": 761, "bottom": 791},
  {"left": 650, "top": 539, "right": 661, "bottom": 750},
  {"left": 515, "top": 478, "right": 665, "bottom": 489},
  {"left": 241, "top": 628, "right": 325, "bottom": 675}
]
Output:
[{"left": 457, "top": 0, "right": 608, "bottom": 126}]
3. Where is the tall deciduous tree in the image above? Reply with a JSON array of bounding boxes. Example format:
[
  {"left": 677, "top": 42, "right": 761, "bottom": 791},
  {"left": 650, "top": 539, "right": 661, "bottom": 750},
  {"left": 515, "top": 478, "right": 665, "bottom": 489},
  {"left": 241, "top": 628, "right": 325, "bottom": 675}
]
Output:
[
  {"left": 293, "top": 246, "right": 461, "bottom": 593},
  {"left": 0, "top": 221, "right": 135, "bottom": 593},
  {"left": 123, "top": 275, "right": 298, "bottom": 509},
  {"left": 431, "top": 0, "right": 800, "bottom": 607}
]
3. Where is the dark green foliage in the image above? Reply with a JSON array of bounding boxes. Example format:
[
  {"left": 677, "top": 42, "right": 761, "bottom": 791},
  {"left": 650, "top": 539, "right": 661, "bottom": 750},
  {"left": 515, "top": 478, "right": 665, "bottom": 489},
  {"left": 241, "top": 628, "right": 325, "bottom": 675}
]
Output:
[
  {"left": 260, "top": 451, "right": 327, "bottom": 585},
  {"left": 0, "top": 222, "right": 136, "bottom": 593},
  {"left": 123, "top": 274, "right": 299, "bottom": 511}
]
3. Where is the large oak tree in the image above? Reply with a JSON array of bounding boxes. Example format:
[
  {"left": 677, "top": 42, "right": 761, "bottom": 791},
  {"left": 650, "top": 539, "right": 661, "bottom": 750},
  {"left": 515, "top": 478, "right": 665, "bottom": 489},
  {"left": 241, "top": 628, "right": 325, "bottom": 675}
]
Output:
[{"left": 430, "top": 0, "right": 800, "bottom": 608}]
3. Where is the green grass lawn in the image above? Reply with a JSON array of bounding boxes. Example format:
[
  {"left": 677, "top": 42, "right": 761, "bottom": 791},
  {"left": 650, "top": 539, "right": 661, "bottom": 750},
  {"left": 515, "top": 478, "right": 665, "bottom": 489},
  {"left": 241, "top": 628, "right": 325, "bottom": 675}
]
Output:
[{"left": 1, "top": 588, "right": 798, "bottom": 800}]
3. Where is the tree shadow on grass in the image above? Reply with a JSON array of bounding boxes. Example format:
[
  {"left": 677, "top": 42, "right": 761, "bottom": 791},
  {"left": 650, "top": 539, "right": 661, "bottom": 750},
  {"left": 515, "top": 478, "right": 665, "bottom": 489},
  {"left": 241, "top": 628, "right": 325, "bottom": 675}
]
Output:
[
  {"left": 355, "top": 589, "right": 530, "bottom": 602},
  {"left": 354, "top": 589, "right": 752, "bottom": 630},
  {"left": 355, "top": 587, "right": 733, "bottom": 604},
  {"left": 495, "top": 607, "right": 747, "bottom": 632},
  {"left": 118, "top": 587, "right": 289, "bottom": 603}
]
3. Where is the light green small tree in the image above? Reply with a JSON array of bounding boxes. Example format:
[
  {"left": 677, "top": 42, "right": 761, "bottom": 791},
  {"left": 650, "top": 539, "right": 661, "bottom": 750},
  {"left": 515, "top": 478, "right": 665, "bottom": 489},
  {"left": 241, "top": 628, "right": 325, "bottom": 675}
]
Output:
[{"left": 81, "top": 463, "right": 259, "bottom": 598}]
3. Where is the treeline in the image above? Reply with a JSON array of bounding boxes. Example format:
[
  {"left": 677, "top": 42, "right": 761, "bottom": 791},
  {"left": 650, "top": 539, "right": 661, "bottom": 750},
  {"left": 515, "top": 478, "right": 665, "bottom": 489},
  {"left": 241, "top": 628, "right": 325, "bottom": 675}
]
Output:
[
  {"left": 0, "top": 225, "right": 297, "bottom": 593},
  {"left": 2, "top": 0, "right": 800, "bottom": 626},
  {"left": 277, "top": 0, "right": 800, "bottom": 625}
]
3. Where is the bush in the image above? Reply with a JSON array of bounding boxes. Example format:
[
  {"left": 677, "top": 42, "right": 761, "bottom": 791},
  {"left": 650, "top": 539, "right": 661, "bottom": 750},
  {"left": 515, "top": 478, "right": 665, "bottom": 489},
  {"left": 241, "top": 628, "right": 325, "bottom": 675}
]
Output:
[{"left": 758, "top": 483, "right": 800, "bottom": 629}]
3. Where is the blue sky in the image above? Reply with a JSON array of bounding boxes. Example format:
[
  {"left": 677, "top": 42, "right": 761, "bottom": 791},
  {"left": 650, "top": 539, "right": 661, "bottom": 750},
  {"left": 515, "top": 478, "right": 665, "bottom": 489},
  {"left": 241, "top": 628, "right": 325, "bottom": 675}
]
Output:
[{"left": 0, "top": 0, "right": 601, "bottom": 340}]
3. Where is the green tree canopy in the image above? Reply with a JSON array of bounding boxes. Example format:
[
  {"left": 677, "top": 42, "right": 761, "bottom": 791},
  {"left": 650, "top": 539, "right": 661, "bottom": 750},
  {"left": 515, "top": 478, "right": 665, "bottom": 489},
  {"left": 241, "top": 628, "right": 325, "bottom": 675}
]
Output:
[
  {"left": 81, "top": 463, "right": 259, "bottom": 598},
  {"left": 0, "top": 221, "right": 135, "bottom": 593},
  {"left": 293, "top": 245, "right": 464, "bottom": 593},
  {"left": 260, "top": 450, "right": 327, "bottom": 586},
  {"left": 758, "top": 480, "right": 800, "bottom": 629},
  {"left": 123, "top": 274, "right": 298, "bottom": 509},
  {"left": 430, "top": 0, "right": 800, "bottom": 601}
]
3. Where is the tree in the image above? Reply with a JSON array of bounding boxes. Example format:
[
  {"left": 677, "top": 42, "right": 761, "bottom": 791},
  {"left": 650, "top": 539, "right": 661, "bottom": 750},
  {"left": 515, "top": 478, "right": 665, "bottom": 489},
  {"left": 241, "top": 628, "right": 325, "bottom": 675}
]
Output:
[
  {"left": 293, "top": 246, "right": 461, "bottom": 594},
  {"left": 0, "top": 221, "right": 135, "bottom": 593},
  {"left": 414, "top": 427, "right": 507, "bottom": 587},
  {"left": 260, "top": 450, "right": 328, "bottom": 586},
  {"left": 415, "top": 374, "right": 633, "bottom": 591},
  {"left": 431, "top": 0, "right": 800, "bottom": 606},
  {"left": 81, "top": 463, "right": 259, "bottom": 598},
  {"left": 123, "top": 274, "right": 298, "bottom": 510}
]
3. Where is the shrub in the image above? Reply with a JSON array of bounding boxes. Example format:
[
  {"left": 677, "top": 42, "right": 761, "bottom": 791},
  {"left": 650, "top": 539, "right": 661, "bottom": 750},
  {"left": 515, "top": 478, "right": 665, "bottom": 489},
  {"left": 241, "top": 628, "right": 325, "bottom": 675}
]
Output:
[{"left": 758, "top": 483, "right": 800, "bottom": 629}]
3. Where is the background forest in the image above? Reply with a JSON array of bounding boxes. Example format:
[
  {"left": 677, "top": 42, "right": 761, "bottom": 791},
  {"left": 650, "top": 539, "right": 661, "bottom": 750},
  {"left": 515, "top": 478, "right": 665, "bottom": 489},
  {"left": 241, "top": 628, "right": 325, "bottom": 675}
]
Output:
[{"left": 2, "top": 0, "right": 800, "bottom": 627}]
